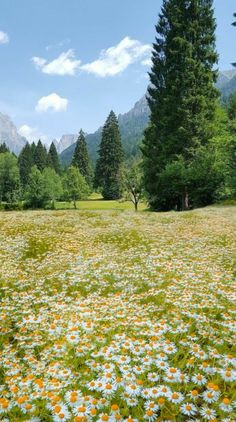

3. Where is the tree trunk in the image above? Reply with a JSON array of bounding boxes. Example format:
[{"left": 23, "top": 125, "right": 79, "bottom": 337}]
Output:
[
  {"left": 134, "top": 201, "right": 138, "bottom": 212},
  {"left": 73, "top": 199, "right": 77, "bottom": 209},
  {"left": 181, "top": 191, "right": 189, "bottom": 211}
]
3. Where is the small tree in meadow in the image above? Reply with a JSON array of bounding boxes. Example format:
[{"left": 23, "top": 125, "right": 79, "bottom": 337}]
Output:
[
  {"left": 63, "top": 166, "right": 89, "bottom": 209},
  {"left": 25, "top": 165, "right": 45, "bottom": 208},
  {"left": 124, "top": 161, "right": 143, "bottom": 211},
  {"left": 42, "top": 167, "right": 63, "bottom": 209}
]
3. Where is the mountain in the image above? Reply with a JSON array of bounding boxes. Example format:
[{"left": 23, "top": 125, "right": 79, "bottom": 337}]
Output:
[
  {"left": 216, "top": 69, "right": 236, "bottom": 90},
  {"left": 217, "top": 70, "right": 236, "bottom": 98},
  {"left": 0, "top": 112, "right": 27, "bottom": 154},
  {"left": 57, "top": 134, "right": 77, "bottom": 154},
  {"left": 60, "top": 95, "right": 150, "bottom": 166}
]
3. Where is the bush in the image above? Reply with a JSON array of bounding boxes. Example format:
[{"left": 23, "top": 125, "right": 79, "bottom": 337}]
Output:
[{"left": 4, "top": 202, "right": 23, "bottom": 211}]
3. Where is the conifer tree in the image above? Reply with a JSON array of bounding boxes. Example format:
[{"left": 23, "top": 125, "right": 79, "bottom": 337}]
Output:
[
  {"left": 34, "top": 140, "right": 48, "bottom": 171},
  {"left": 18, "top": 142, "right": 34, "bottom": 187},
  {"left": 72, "top": 130, "right": 92, "bottom": 185},
  {"left": 0, "top": 142, "right": 9, "bottom": 153},
  {"left": 48, "top": 142, "right": 61, "bottom": 174},
  {"left": 142, "top": 0, "right": 219, "bottom": 210},
  {"left": 95, "top": 111, "right": 124, "bottom": 200}
]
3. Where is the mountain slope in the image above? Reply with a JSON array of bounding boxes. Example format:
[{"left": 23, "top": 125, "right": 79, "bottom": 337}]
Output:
[{"left": 0, "top": 113, "right": 27, "bottom": 154}]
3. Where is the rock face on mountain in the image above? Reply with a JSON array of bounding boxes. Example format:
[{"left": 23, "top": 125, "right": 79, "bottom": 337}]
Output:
[
  {"left": 0, "top": 113, "right": 27, "bottom": 154},
  {"left": 216, "top": 69, "right": 236, "bottom": 91},
  {"left": 217, "top": 70, "right": 236, "bottom": 98},
  {"left": 57, "top": 134, "right": 77, "bottom": 154}
]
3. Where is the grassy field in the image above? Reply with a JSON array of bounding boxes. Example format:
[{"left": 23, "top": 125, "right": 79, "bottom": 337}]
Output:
[
  {"left": 55, "top": 194, "right": 147, "bottom": 211},
  {"left": 0, "top": 206, "right": 235, "bottom": 421}
]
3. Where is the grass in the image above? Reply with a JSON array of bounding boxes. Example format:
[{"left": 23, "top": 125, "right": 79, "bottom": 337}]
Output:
[
  {"left": 55, "top": 193, "right": 147, "bottom": 211},
  {"left": 0, "top": 205, "right": 235, "bottom": 421}
]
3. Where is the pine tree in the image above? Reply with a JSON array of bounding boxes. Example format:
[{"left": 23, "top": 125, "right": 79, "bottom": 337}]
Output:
[
  {"left": 142, "top": 0, "right": 219, "bottom": 211},
  {"left": 48, "top": 142, "right": 61, "bottom": 174},
  {"left": 95, "top": 111, "right": 124, "bottom": 200},
  {"left": 18, "top": 142, "right": 34, "bottom": 187},
  {"left": 0, "top": 142, "right": 9, "bottom": 153},
  {"left": 34, "top": 140, "right": 48, "bottom": 171},
  {"left": 72, "top": 130, "right": 92, "bottom": 185}
]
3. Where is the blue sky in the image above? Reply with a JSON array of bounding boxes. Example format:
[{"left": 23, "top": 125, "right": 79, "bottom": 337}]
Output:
[{"left": 0, "top": 0, "right": 235, "bottom": 143}]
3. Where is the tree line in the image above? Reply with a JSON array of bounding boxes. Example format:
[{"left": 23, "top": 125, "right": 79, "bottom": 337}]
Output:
[
  {"left": 0, "top": 112, "right": 126, "bottom": 210},
  {"left": 0, "top": 2, "right": 236, "bottom": 212}
]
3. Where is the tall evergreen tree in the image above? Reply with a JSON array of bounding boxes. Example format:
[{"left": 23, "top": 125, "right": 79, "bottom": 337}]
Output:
[
  {"left": 48, "top": 142, "right": 61, "bottom": 174},
  {"left": 34, "top": 140, "right": 48, "bottom": 171},
  {"left": 0, "top": 142, "right": 9, "bottom": 154},
  {"left": 18, "top": 142, "right": 34, "bottom": 187},
  {"left": 72, "top": 130, "right": 92, "bottom": 185},
  {"left": 95, "top": 111, "right": 124, "bottom": 200},
  {"left": 142, "top": 0, "right": 219, "bottom": 210}
]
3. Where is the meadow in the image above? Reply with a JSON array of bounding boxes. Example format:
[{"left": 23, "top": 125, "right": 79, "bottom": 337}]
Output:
[{"left": 0, "top": 205, "right": 236, "bottom": 421}]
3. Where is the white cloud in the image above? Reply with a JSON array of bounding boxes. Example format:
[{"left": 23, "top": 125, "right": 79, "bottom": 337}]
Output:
[
  {"left": 32, "top": 37, "right": 151, "bottom": 78},
  {"left": 32, "top": 49, "right": 81, "bottom": 76},
  {"left": 141, "top": 58, "right": 152, "bottom": 67},
  {"left": 0, "top": 31, "right": 9, "bottom": 44},
  {"left": 32, "top": 57, "right": 47, "bottom": 68},
  {"left": 81, "top": 37, "right": 152, "bottom": 77},
  {"left": 18, "top": 124, "right": 48, "bottom": 143},
  {"left": 35, "top": 93, "right": 68, "bottom": 113}
]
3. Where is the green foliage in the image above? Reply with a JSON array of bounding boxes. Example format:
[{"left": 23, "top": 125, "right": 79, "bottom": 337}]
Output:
[
  {"left": 0, "top": 152, "right": 20, "bottom": 203},
  {"left": 18, "top": 142, "right": 34, "bottom": 187},
  {"left": 0, "top": 142, "right": 9, "bottom": 154},
  {"left": 34, "top": 140, "right": 48, "bottom": 171},
  {"left": 63, "top": 166, "right": 90, "bottom": 208},
  {"left": 142, "top": 0, "right": 219, "bottom": 210},
  {"left": 25, "top": 165, "right": 45, "bottom": 208},
  {"left": 42, "top": 167, "right": 63, "bottom": 208},
  {"left": 48, "top": 142, "right": 61, "bottom": 174},
  {"left": 227, "top": 92, "right": 236, "bottom": 120},
  {"left": 124, "top": 160, "right": 143, "bottom": 211},
  {"left": 226, "top": 94, "right": 236, "bottom": 196},
  {"left": 72, "top": 130, "right": 93, "bottom": 185},
  {"left": 95, "top": 111, "right": 124, "bottom": 200}
]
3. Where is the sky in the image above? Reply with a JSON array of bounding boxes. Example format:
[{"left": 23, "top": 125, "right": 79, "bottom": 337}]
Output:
[{"left": 0, "top": 0, "right": 235, "bottom": 144}]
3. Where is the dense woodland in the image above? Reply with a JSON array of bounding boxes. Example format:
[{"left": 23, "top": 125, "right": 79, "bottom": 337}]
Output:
[{"left": 0, "top": 3, "right": 236, "bottom": 211}]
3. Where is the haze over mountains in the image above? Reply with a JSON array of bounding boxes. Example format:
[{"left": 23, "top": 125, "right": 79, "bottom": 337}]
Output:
[{"left": 0, "top": 70, "right": 236, "bottom": 158}]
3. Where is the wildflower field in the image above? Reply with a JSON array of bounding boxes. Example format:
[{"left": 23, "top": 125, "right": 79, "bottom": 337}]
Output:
[{"left": 0, "top": 206, "right": 236, "bottom": 422}]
